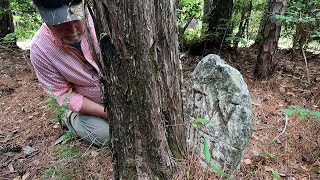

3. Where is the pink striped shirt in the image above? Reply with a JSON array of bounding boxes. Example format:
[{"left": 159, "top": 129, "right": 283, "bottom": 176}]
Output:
[{"left": 30, "top": 20, "right": 102, "bottom": 112}]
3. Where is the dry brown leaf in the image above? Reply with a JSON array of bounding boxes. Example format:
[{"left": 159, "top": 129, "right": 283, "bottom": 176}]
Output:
[
  {"left": 22, "top": 172, "right": 30, "bottom": 180},
  {"left": 300, "top": 165, "right": 309, "bottom": 172},
  {"left": 264, "top": 166, "right": 272, "bottom": 172},
  {"left": 91, "top": 150, "right": 99, "bottom": 157}
]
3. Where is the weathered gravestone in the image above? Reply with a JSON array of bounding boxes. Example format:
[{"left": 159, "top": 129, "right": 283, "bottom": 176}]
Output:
[{"left": 185, "top": 54, "right": 253, "bottom": 175}]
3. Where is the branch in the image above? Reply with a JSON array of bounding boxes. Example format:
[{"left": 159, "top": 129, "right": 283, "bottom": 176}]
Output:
[
  {"left": 274, "top": 115, "right": 288, "bottom": 140},
  {"left": 180, "top": 14, "right": 196, "bottom": 35},
  {"left": 301, "top": 47, "right": 311, "bottom": 85}
]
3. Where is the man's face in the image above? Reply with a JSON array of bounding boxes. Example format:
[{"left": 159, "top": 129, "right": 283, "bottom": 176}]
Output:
[{"left": 47, "top": 20, "right": 85, "bottom": 44}]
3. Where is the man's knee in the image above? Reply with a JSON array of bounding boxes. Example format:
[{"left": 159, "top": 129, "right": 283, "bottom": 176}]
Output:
[{"left": 72, "top": 114, "right": 110, "bottom": 147}]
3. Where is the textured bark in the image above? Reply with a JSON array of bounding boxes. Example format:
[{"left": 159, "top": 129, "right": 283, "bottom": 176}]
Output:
[
  {"left": 254, "top": 0, "right": 288, "bottom": 80},
  {"left": 91, "top": 0, "right": 185, "bottom": 179},
  {"left": 252, "top": 4, "right": 269, "bottom": 48},
  {"left": 234, "top": 0, "right": 252, "bottom": 50},
  {"left": 0, "top": 0, "right": 14, "bottom": 39},
  {"left": 292, "top": 22, "right": 316, "bottom": 52},
  {"left": 203, "top": 0, "right": 233, "bottom": 43}
]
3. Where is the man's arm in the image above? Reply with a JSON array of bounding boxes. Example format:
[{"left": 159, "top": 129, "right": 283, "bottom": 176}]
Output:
[{"left": 80, "top": 97, "right": 108, "bottom": 119}]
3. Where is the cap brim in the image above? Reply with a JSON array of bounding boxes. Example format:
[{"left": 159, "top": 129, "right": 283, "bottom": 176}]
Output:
[{"left": 38, "top": 3, "right": 84, "bottom": 25}]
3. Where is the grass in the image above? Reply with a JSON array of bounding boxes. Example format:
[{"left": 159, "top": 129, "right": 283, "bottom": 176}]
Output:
[
  {"left": 41, "top": 166, "right": 74, "bottom": 180},
  {"left": 53, "top": 145, "right": 79, "bottom": 159}
]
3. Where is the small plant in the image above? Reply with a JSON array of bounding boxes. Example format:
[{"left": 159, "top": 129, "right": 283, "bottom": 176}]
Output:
[
  {"left": 271, "top": 168, "right": 280, "bottom": 180},
  {"left": 45, "top": 96, "right": 67, "bottom": 121},
  {"left": 41, "top": 166, "right": 74, "bottom": 180},
  {"left": 61, "top": 131, "right": 75, "bottom": 145},
  {"left": 283, "top": 106, "right": 320, "bottom": 128},
  {"left": 191, "top": 118, "right": 212, "bottom": 128},
  {"left": 263, "top": 150, "right": 276, "bottom": 158},
  {"left": 3, "top": 32, "right": 18, "bottom": 43},
  {"left": 283, "top": 106, "right": 320, "bottom": 119},
  {"left": 54, "top": 145, "right": 79, "bottom": 159},
  {"left": 203, "top": 138, "right": 230, "bottom": 178}
]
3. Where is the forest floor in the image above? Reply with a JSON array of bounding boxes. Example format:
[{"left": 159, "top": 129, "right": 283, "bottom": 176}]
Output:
[{"left": 0, "top": 46, "right": 319, "bottom": 180}]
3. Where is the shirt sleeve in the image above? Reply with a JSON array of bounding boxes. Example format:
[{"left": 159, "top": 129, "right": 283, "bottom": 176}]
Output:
[{"left": 30, "top": 47, "right": 84, "bottom": 112}]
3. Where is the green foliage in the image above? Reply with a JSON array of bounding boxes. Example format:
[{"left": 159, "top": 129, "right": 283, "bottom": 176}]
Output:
[
  {"left": 271, "top": 168, "right": 280, "bottom": 180},
  {"left": 61, "top": 131, "right": 75, "bottom": 145},
  {"left": 191, "top": 118, "right": 212, "bottom": 128},
  {"left": 191, "top": 118, "right": 229, "bottom": 177},
  {"left": 177, "top": 0, "right": 203, "bottom": 25},
  {"left": 283, "top": 106, "right": 320, "bottom": 128},
  {"left": 3, "top": 32, "right": 17, "bottom": 42},
  {"left": 185, "top": 170, "right": 190, "bottom": 179},
  {"left": 283, "top": 106, "right": 320, "bottom": 119},
  {"left": 263, "top": 150, "right": 276, "bottom": 158},
  {"left": 203, "top": 138, "right": 229, "bottom": 178},
  {"left": 311, "top": 30, "right": 320, "bottom": 40},
  {"left": 54, "top": 145, "right": 79, "bottom": 159},
  {"left": 275, "top": 0, "right": 320, "bottom": 46},
  {"left": 9, "top": 0, "right": 41, "bottom": 40},
  {"left": 41, "top": 166, "right": 74, "bottom": 180},
  {"left": 203, "top": 138, "right": 211, "bottom": 163},
  {"left": 210, "top": 165, "right": 230, "bottom": 178},
  {"left": 183, "top": 28, "right": 202, "bottom": 45},
  {"left": 226, "top": 36, "right": 248, "bottom": 46},
  {"left": 45, "top": 96, "right": 67, "bottom": 121},
  {"left": 177, "top": 0, "right": 203, "bottom": 44}
]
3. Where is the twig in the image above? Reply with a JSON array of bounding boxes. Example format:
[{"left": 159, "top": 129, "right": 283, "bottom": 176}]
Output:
[
  {"left": 301, "top": 47, "right": 311, "bottom": 85},
  {"left": 274, "top": 115, "right": 289, "bottom": 140},
  {"left": 297, "top": 53, "right": 319, "bottom": 61},
  {"left": 218, "top": 28, "right": 228, "bottom": 56},
  {"left": 180, "top": 14, "right": 196, "bottom": 35}
]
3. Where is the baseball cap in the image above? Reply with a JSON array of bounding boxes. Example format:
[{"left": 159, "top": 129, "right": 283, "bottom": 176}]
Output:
[{"left": 34, "top": 0, "right": 84, "bottom": 25}]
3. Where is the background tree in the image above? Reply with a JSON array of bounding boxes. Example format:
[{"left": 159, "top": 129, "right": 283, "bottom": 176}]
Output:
[
  {"left": 233, "top": 0, "right": 253, "bottom": 51},
  {"left": 90, "top": 0, "right": 185, "bottom": 179},
  {"left": 254, "top": 0, "right": 288, "bottom": 80},
  {"left": 285, "top": 0, "right": 320, "bottom": 53},
  {"left": 202, "top": 0, "right": 233, "bottom": 45},
  {"left": 0, "top": 0, "right": 14, "bottom": 41},
  {"left": 10, "top": 0, "right": 40, "bottom": 41}
]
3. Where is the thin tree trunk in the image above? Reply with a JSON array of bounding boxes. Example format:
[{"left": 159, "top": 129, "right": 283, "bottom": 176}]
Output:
[
  {"left": 234, "top": 0, "right": 252, "bottom": 51},
  {"left": 254, "top": 0, "right": 288, "bottom": 80},
  {"left": 203, "top": 0, "right": 233, "bottom": 44},
  {"left": 252, "top": 3, "right": 269, "bottom": 48},
  {"left": 0, "top": 0, "right": 14, "bottom": 39},
  {"left": 91, "top": 0, "right": 185, "bottom": 179}
]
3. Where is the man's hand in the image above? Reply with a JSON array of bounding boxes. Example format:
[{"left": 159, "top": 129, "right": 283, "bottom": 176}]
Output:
[{"left": 80, "top": 97, "right": 108, "bottom": 119}]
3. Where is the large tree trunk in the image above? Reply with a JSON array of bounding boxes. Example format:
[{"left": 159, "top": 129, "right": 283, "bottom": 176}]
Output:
[
  {"left": 0, "top": 0, "right": 14, "bottom": 39},
  {"left": 203, "top": 0, "right": 233, "bottom": 45},
  {"left": 254, "top": 0, "right": 288, "bottom": 80},
  {"left": 91, "top": 0, "right": 185, "bottom": 179}
]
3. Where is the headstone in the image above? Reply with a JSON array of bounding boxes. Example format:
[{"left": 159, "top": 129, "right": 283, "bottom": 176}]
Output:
[{"left": 185, "top": 54, "right": 253, "bottom": 175}]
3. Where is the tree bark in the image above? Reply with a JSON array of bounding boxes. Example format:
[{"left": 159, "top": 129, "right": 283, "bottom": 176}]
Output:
[
  {"left": 234, "top": 0, "right": 252, "bottom": 51},
  {"left": 254, "top": 0, "right": 287, "bottom": 80},
  {"left": 292, "top": 22, "right": 315, "bottom": 53},
  {"left": 0, "top": 0, "right": 14, "bottom": 39},
  {"left": 203, "top": 0, "right": 233, "bottom": 44},
  {"left": 90, "top": 0, "right": 185, "bottom": 179}
]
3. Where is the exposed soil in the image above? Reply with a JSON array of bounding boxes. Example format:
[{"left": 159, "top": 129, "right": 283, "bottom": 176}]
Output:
[{"left": 0, "top": 46, "right": 319, "bottom": 179}]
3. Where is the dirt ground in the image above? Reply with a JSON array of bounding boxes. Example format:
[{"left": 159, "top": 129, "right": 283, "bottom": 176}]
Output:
[{"left": 0, "top": 46, "right": 319, "bottom": 179}]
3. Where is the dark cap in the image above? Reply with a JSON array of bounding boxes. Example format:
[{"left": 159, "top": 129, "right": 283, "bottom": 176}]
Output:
[{"left": 34, "top": 0, "right": 84, "bottom": 25}]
